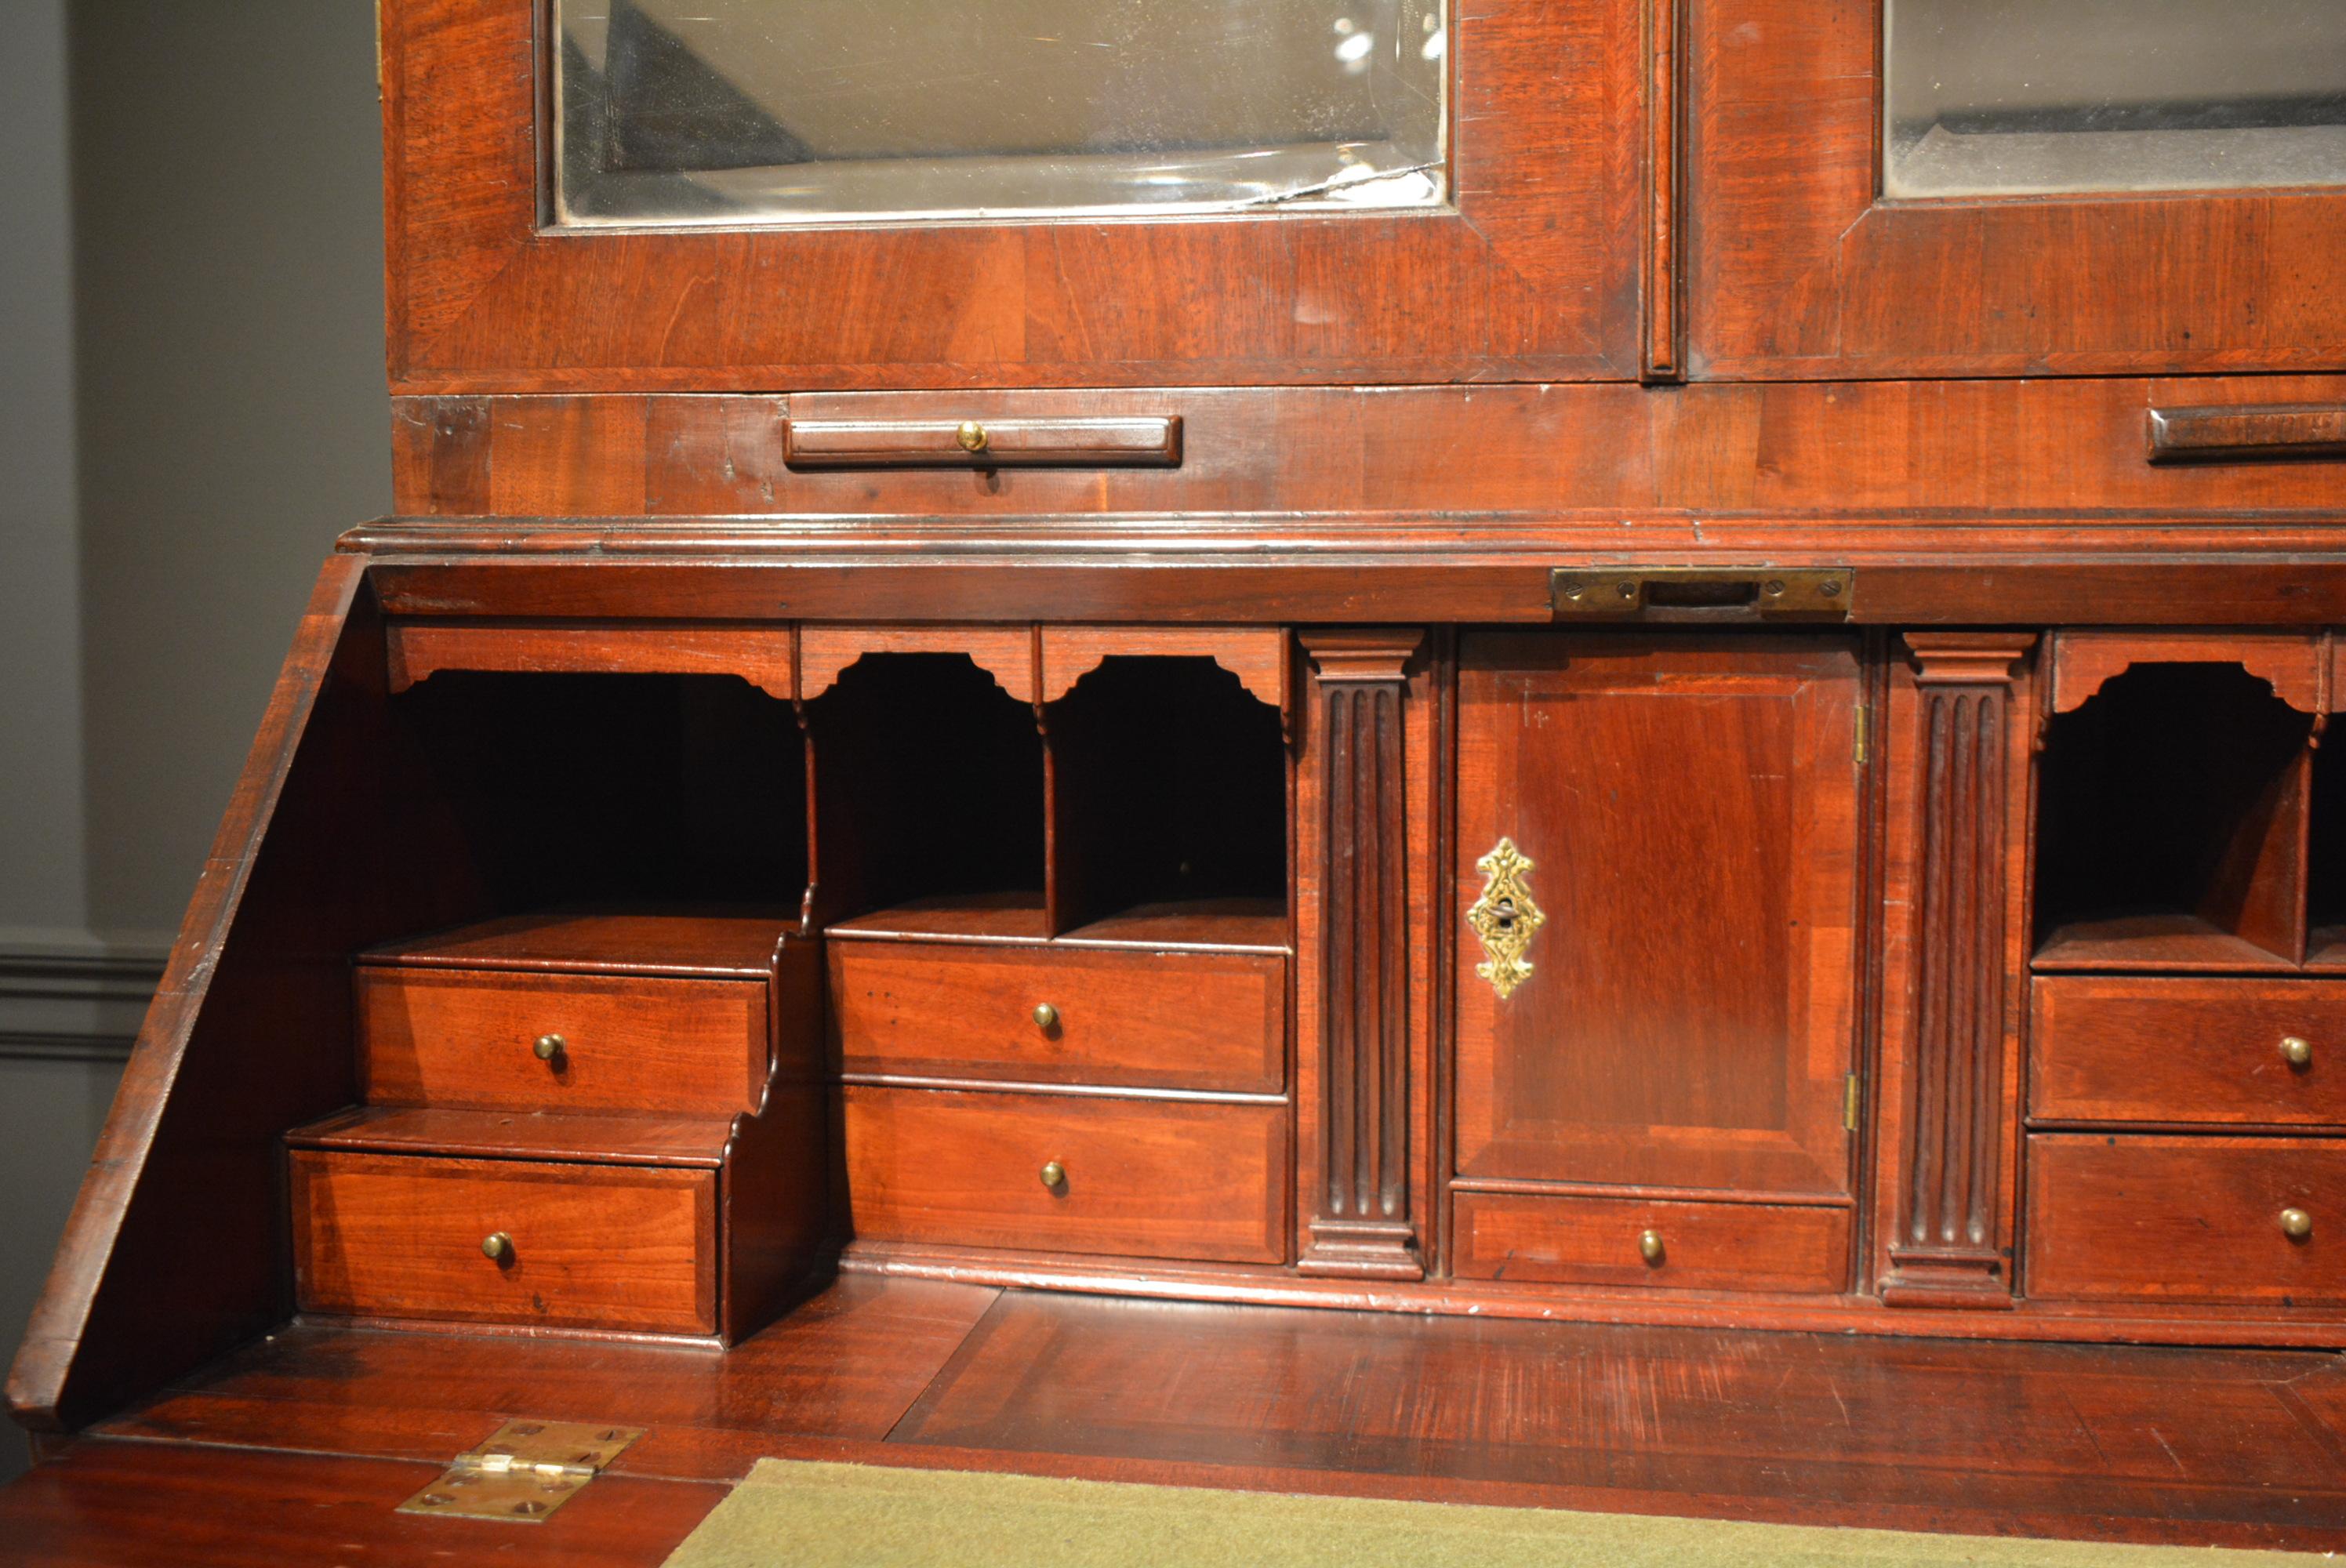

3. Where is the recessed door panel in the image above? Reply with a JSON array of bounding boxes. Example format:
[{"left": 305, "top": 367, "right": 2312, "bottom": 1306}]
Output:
[{"left": 1454, "top": 635, "right": 1863, "bottom": 1198}]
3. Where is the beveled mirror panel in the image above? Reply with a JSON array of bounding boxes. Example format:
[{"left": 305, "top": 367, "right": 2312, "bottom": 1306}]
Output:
[
  {"left": 552, "top": 0, "right": 1447, "bottom": 227},
  {"left": 1886, "top": 0, "right": 2346, "bottom": 198}
]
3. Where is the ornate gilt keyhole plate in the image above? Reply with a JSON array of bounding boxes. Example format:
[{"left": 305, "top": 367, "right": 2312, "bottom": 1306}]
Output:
[{"left": 1467, "top": 837, "right": 1545, "bottom": 1000}]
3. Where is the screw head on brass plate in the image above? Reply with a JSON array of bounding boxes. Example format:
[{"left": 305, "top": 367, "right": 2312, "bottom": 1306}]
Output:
[
  {"left": 1638, "top": 1229, "right": 1665, "bottom": 1265},
  {"left": 956, "top": 419, "right": 990, "bottom": 453},
  {"left": 533, "top": 1033, "right": 564, "bottom": 1061},
  {"left": 481, "top": 1231, "right": 513, "bottom": 1261},
  {"left": 2281, "top": 1207, "right": 2315, "bottom": 1240},
  {"left": 1551, "top": 567, "right": 1854, "bottom": 619},
  {"left": 1040, "top": 1160, "right": 1066, "bottom": 1192},
  {"left": 2282, "top": 1035, "right": 2314, "bottom": 1068},
  {"left": 398, "top": 1418, "right": 645, "bottom": 1523}
]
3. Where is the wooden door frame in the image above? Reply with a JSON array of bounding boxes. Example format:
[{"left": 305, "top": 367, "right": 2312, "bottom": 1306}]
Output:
[
  {"left": 1684, "top": 0, "right": 2346, "bottom": 379},
  {"left": 382, "top": 0, "right": 1651, "bottom": 392}
]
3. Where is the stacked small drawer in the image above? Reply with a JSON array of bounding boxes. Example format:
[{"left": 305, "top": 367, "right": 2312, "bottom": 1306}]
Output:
[
  {"left": 2025, "top": 977, "right": 2345, "bottom": 1309},
  {"left": 830, "top": 937, "right": 1291, "bottom": 1265},
  {"left": 288, "top": 915, "right": 802, "bottom": 1340}
]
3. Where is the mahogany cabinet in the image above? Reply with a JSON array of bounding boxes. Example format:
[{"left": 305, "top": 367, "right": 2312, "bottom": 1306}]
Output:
[
  {"left": 1451, "top": 635, "right": 1862, "bottom": 1290},
  {"left": 13, "top": 0, "right": 2346, "bottom": 1486},
  {"left": 1687, "top": 0, "right": 2346, "bottom": 379},
  {"left": 383, "top": 0, "right": 1651, "bottom": 390}
]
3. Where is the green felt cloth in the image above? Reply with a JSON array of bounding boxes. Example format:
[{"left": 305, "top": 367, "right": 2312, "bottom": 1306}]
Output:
[{"left": 661, "top": 1458, "right": 2315, "bottom": 1567}]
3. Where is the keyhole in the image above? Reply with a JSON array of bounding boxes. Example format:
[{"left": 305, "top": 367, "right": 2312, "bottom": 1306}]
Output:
[{"left": 1492, "top": 898, "right": 1517, "bottom": 932}]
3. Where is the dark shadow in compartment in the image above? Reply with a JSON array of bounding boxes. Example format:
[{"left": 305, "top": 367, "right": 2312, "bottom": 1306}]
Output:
[
  {"left": 808, "top": 655, "right": 1045, "bottom": 931},
  {"left": 2034, "top": 662, "right": 2312, "bottom": 969},
  {"left": 1047, "top": 657, "right": 1287, "bottom": 942},
  {"left": 2307, "top": 735, "right": 2346, "bottom": 966},
  {"left": 391, "top": 671, "right": 804, "bottom": 916}
]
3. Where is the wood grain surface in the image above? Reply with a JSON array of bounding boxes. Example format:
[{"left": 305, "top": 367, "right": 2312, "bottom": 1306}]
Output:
[
  {"left": 830, "top": 941, "right": 1285, "bottom": 1094},
  {"left": 357, "top": 966, "right": 768, "bottom": 1115},
  {"left": 2030, "top": 975, "right": 2346, "bottom": 1127},
  {"left": 843, "top": 1087, "right": 1289, "bottom": 1265},
  {"left": 292, "top": 1151, "right": 717, "bottom": 1334}
]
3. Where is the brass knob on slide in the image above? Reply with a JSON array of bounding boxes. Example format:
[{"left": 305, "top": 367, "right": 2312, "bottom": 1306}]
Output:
[
  {"left": 481, "top": 1232, "right": 514, "bottom": 1261},
  {"left": 2282, "top": 1036, "right": 2314, "bottom": 1068},
  {"left": 956, "top": 419, "right": 990, "bottom": 454},
  {"left": 1033, "top": 1004, "right": 1059, "bottom": 1031},
  {"left": 1638, "top": 1229, "right": 1665, "bottom": 1265},
  {"left": 2281, "top": 1208, "right": 2315, "bottom": 1240},
  {"left": 534, "top": 1033, "right": 565, "bottom": 1062},
  {"left": 1039, "top": 1160, "right": 1066, "bottom": 1192}
]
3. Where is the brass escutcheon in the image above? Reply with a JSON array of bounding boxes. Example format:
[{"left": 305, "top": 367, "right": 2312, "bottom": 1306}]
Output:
[{"left": 1466, "top": 837, "right": 1545, "bottom": 1000}]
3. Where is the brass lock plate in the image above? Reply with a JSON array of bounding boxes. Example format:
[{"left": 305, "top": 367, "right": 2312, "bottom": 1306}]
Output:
[
  {"left": 398, "top": 1418, "right": 644, "bottom": 1523},
  {"left": 1466, "top": 837, "right": 1545, "bottom": 1000},
  {"left": 1552, "top": 567, "right": 1854, "bottom": 619}
]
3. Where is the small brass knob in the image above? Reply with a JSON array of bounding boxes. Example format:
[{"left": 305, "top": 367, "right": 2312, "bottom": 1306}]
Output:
[
  {"left": 1040, "top": 1160, "right": 1066, "bottom": 1192},
  {"left": 1033, "top": 1003, "right": 1059, "bottom": 1031},
  {"left": 533, "top": 1033, "right": 565, "bottom": 1062},
  {"left": 481, "top": 1232, "right": 514, "bottom": 1261},
  {"left": 2281, "top": 1207, "right": 2314, "bottom": 1240},
  {"left": 2282, "top": 1036, "right": 2313, "bottom": 1069},
  {"left": 956, "top": 419, "right": 990, "bottom": 454},
  {"left": 1638, "top": 1229, "right": 1665, "bottom": 1265}
]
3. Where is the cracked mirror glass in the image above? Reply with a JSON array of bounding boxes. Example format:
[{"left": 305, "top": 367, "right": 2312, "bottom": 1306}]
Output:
[
  {"left": 551, "top": 0, "right": 1448, "bottom": 227},
  {"left": 1886, "top": 0, "right": 2346, "bottom": 198}
]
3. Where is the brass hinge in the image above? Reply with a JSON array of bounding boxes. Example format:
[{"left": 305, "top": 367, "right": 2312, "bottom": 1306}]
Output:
[
  {"left": 1854, "top": 704, "right": 1868, "bottom": 766},
  {"left": 1844, "top": 1073, "right": 1863, "bottom": 1132},
  {"left": 398, "top": 1419, "right": 644, "bottom": 1523}
]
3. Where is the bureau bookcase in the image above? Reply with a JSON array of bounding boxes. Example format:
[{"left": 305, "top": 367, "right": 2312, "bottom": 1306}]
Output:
[{"left": 14, "top": 0, "right": 2346, "bottom": 1454}]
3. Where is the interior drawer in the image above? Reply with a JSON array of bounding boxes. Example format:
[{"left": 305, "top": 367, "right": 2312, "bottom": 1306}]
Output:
[
  {"left": 357, "top": 965, "right": 766, "bottom": 1115},
  {"left": 2032, "top": 976, "right": 2346, "bottom": 1127},
  {"left": 291, "top": 1150, "right": 717, "bottom": 1334},
  {"left": 1451, "top": 1191, "right": 1850, "bottom": 1294},
  {"left": 842, "top": 1086, "right": 1287, "bottom": 1265},
  {"left": 829, "top": 942, "right": 1284, "bottom": 1094},
  {"left": 2026, "top": 1134, "right": 2346, "bottom": 1307}
]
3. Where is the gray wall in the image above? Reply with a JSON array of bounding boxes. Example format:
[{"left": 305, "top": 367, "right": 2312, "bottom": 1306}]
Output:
[{"left": 0, "top": 0, "right": 388, "bottom": 1483}]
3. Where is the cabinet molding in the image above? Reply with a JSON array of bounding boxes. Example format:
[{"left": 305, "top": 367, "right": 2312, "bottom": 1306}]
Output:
[
  {"left": 1298, "top": 632, "right": 1425, "bottom": 1279},
  {"left": 1879, "top": 633, "right": 2037, "bottom": 1308}
]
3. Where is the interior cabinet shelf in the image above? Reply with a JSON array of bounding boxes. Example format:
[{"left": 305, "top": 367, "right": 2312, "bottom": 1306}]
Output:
[
  {"left": 2031, "top": 915, "right": 2309, "bottom": 976},
  {"left": 826, "top": 892, "right": 1287, "bottom": 954},
  {"left": 2033, "top": 658, "right": 2316, "bottom": 971}
]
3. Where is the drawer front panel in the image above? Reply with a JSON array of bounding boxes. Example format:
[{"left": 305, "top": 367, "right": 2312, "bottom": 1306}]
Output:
[
  {"left": 843, "top": 1087, "right": 1288, "bottom": 1265},
  {"left": 291, "top": 1151, "right": 716, "bottom": 1334},
  {"left": 358, "top": 967, "right": 766, "bottom": 1114},
  {"left": 1451, "top": 1191, "right": 1851, "bottom": 1294},
  {"left": 2031, "top": 977, "right": 2346, "bottom": 1127},
  {"left": 2026, "top": 1135, "right": 2346, "bottom": 1307},
  {"left": 830, "top": 943, "right": 1284, "bottom": 1094}
]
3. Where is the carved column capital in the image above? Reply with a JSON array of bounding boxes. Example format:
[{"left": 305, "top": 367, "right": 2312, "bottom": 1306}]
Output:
[
  {"left": 1302, "top": 630, "right": 1422, "bottom": 685},
  {"left": 1905, "top": 632, "right": 2037, "bottom": 685}
]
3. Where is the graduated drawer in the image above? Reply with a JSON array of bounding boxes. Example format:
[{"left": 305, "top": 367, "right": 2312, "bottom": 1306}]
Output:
[
  {"left": 291, "top": 1150, "right": 717, "bottom": 1334},
  {"left": 1451, "top": 1191, "right": 1850, "bottom": 1294},
  {"left": 2026, "top": 1134, "right": 2346, "bottom": 1307},
  {"left": 842, "top": 1086, "right": 1287, "bottom": 1264},
  {"left": 829, "top": 942, "right": 1283, "bottom": 1094},
  {"left": 357, "top": 965, "right": 766, "bottom": 1115},
  {"left": 2030, "top": 976, "right": 2346, "bottom": 1127}
]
